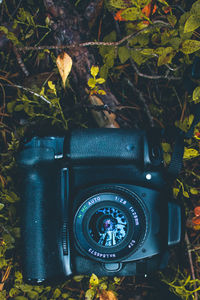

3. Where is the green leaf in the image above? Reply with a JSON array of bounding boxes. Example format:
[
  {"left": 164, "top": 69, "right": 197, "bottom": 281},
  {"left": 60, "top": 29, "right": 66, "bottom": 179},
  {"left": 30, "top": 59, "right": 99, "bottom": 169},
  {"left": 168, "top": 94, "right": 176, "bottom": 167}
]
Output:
[
  {"left": 193, "top": 86, "right": 200, "bottom": 103},
  {"left": 9, "top": 288, "right": 20, "bottom": 297},
  {"left": 96, "top": 78, "right": 105, "bottom": 84},
  {"left": 181, "top": 39, "right": 200, "bottom": 54},
  {"left": 14, "top": 297, "right": 28, "bottom": 300},
  {"left": 190, "top": 188, "right": 199, "bottom": 195},
  {"left": 121, "top": 7, "right": 140, "bottom": 21},
  {"left": 53, "top": 288, "right": 61, "bottom": 299},
  {"left": 0, "top": 203, "right": 4, "bottom": 211},
  {"left": 130, "top": 49, "right": 149, "bottom": 65},
  {"left": 140, "top": 48, "right": 155, "bottom": 56},
  {"left": 109, "top": 0, "right": 131, "bottom": 9},
  {"left": 157, "top": 47, "right": 176, "bottom": 66},
  {"left": 27, "top": 291, "right": 39, "bottom": 299},
  {"left": 167, "top": 15, "right": 177, "bottom": 27},
  {"left": 118, "top": 46, "right": 130, "bottom": 63},
  {"left": 14, "top": 104, "right": 24, "bottom": 112},
  {"left": 91, "top": 66, "right": 99, "bottom": 77},
  {"left": 88, "top": 78, "right": 96, "bottom": 88},
  {"left": 184, "top": 15, "right": 200, "bottom": 33},
  {"left": 73, "top": 275, "right": 85, "bottom": 282}
]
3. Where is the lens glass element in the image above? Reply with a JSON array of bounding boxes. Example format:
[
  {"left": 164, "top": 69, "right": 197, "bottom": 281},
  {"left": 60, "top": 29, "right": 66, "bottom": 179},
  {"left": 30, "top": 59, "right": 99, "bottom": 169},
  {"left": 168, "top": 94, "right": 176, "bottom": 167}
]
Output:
[{"left": 89, "top": 207, "right": 128, "bottom": 247}]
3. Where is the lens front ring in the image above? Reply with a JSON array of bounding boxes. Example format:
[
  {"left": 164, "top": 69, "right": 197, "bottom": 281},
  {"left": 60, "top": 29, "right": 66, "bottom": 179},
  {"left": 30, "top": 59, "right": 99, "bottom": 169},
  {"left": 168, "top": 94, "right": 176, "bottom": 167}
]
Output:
[{"left": 74, "top": 187, "right": 148, "bottom": 262}]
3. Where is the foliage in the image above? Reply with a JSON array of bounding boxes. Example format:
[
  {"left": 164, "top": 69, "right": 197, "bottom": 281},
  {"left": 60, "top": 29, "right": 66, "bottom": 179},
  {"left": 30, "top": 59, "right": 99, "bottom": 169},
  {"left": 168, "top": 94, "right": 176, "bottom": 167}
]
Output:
[
  {"left": 0, "top": 0, "right": 200, "bottom": 299},
  {"left": 88, "top": 66, "right": 106, "bottom": 95}
]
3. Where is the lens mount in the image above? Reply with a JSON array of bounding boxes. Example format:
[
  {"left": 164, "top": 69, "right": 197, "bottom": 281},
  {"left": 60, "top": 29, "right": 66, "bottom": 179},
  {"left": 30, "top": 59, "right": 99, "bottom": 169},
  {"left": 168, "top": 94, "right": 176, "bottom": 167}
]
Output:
[{"left": 74, "top": 186, "right": 148, "bottom": 262}]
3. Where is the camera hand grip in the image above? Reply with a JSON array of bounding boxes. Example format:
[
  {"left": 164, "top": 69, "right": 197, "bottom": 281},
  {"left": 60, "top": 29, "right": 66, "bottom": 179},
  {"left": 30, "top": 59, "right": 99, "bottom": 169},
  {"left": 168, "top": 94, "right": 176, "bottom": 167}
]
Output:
[{"left": 18, "top": 147, "right": 71, "bottom": 283}]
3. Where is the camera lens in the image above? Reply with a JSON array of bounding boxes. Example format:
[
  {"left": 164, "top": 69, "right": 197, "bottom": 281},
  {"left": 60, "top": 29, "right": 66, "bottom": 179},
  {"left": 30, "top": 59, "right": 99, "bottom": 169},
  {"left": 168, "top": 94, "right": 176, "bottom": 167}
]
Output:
[
  {"left": 74, "top": 187, "right": 148, "bottom": 262},
  {"left": 89, "top": 207, "right": 128, "bottom": 247}
]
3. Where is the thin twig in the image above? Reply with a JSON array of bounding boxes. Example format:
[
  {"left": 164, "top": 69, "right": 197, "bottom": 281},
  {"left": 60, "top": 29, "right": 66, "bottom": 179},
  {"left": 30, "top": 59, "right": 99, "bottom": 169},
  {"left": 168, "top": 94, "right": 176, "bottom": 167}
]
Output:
[
  {"left": 126, "top": 78, "right": 154, "bottom": 126},
  {"left": 16, "top": 21, "right": 171, "bottom": 52},
  {"left": 4, "top": 84, "right": 51, "bottom": 105},
  {"left": 130, "top": 58, "right": 181, "bottom": 80},
  {"left": 185, "top": 232, "right": 198, "bottom": 300}
]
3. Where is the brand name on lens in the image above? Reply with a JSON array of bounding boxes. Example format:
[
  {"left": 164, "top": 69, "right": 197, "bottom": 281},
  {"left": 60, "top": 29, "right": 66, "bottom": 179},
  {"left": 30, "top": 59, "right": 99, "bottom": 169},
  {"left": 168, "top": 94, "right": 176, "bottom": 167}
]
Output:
[{"left": 88, "top": 248, "right": 116, "bottom": 258}]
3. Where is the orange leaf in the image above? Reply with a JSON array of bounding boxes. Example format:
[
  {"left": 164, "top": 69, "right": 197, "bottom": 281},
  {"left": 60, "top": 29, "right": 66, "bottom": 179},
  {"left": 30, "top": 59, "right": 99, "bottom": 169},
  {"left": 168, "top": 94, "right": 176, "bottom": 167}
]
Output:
[
  {"left": 114, "top": 9, "right": 126, "bottom": 22},
  {"left": 56, "top": 52, "right": 72, "bottom": 88},
  {"left": 142, "top": 3, "right": 157, "bottom": 18},
  {"left": 194, "top": 206, "right": 200, "bottom": 217},
  {"left": 163, "top": 6, "right": 172, "bottom": 14},
  {"left": 192, "top": 216, "right": 200, "bottom": 225}
]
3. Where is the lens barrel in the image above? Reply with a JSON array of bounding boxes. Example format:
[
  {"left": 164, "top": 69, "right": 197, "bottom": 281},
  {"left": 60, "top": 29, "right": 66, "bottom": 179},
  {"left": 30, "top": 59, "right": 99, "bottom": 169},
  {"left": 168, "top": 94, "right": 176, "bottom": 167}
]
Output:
[{"left": 74, "top": 187, "right": 148, "bottom": 262}]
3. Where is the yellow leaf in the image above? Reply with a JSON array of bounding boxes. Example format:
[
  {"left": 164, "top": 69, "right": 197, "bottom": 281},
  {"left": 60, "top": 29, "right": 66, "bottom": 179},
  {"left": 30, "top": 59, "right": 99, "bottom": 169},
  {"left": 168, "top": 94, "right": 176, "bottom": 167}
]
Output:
[
  {"left": 89, "top": 274, "right": 99, "bottom": 286},
  {"left": 97, "top": 89, "right": 106, "bottom": 95},
  {"left": 48, "top": 81, "right": 56, "bottom": 95},
  {"left": 190, "top": 188, "right": 199, "bottom": 195},
  {"left": 56, "top": 52, "right": 72, "bottom": 88},
  {"left": 88, "top": 78, "right": 96, "bottom": 88},
  {"left": 173, "top": 188, "right": 179, "bottom": 198},
  {"left": 91, "top": 66, "right": 99, "bottom": 77},
  {"left": 183, "top": 148, "right": 199, "bottom": 159}
]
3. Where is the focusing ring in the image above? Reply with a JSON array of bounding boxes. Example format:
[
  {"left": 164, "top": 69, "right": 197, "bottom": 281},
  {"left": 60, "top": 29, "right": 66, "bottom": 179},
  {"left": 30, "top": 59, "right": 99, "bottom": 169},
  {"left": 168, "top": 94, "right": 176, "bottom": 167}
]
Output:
[{"left": 73, "top": 186, "right": 148, "bottom": 262}]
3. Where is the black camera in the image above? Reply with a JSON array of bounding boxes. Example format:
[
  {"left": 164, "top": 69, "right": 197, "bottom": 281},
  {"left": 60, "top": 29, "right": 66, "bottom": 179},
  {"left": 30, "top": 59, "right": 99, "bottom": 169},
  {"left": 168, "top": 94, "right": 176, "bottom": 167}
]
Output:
[{"left": 17, "top": 129, "right": 181, "bottom": 284}]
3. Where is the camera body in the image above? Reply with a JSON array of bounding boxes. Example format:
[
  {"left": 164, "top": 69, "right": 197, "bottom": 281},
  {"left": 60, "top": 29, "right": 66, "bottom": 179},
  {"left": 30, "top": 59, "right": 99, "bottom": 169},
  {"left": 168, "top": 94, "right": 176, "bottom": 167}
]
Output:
[{"left": 17, "top": 129, "right": 181, "bottom": 284}]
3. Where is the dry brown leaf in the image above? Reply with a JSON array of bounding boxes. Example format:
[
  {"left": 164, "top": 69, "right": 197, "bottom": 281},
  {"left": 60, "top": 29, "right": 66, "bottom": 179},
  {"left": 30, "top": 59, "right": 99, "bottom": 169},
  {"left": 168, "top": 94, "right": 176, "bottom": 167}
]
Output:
[
  {"left": 56, "top": 52, "right": 72, "bottom": 88},
  {"left": 99, "top": 290, "right": 118, "bottom": 300}
]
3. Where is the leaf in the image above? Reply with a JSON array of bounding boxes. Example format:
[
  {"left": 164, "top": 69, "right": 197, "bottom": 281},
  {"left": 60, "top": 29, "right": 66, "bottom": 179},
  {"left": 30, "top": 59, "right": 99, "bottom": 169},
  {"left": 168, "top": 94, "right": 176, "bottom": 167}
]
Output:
[
  {"left": 0, "top": 203, "right": 4, "bottom": 211},
  {"left": 109, "top": 0, "right": 130, "bottom": 9},
  {"left": 184, "top": 15, "right": 200, "bottom": 33},
  {"left": 96, "top": 78, "right": 105, "bottom": 84},
  {"left": 121, "top": 7, "right": 140, "bottom": 21},
  {"left": 98, "top": 89, "right": 106, "bottom": 95},
  {"left": 85, "top": 289, "right": 96, "bottom": 300},
  {"left": 140, "top": 48, "right": 155, "bottom": 55},
  {"left": 88, "top": 78, "right": 96, "bottom": 88},
  {"left": 173, "top": 188, "right": 180, "bottom": 198},
  {"left": 56, "top": 52, "right": 72, "bottom": 88},
  {"left": 192, "top": 216, "right": 200, "bottom": 225},
  {"left": 194, "top": 206, "right": 200, "bottom": 216},
  {"left": 190, "top": 188, "right": 199, "bottom": 195},
  {"left": 73, "top": 275, "right": 84, "bottom": 282},
  {"left": 89, "top": 274, "right": 99, "bottom": 286},
  {"left": 167, "top": 15, "right": 177, "bottom": 27},
  {"left": 181, "top": 39, "right": 200, "bottom": 54},
  {"left": 183, "top": 148, "right": 199, "bottom": 159},
  {"left": 192, "top": 86, "right": 200, "bottom": 103},
  {"left": 183, "top": 190, "right": 189, "bottom": 198},
  {"left": 53, "top": 288, "right": 61, "bottom": 299},
  {"left": 157, "top": 47, "right": 176, "bottom": 66},
  {"left": 118, "top": 46, "right": 130, "bottom": 63},
  {"left": 91, "top": 66, "right": 99, "bottom": 77},
  {"left": 48, "top": 81, "right": 56, "bottom": 95}
]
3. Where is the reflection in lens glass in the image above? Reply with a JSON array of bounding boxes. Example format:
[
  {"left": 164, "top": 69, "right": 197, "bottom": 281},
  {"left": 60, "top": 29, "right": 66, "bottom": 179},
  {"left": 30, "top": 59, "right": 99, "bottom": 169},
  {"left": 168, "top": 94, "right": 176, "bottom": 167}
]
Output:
[{"left": 89, "top": 207, "right": 128, "bottom": 247}]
